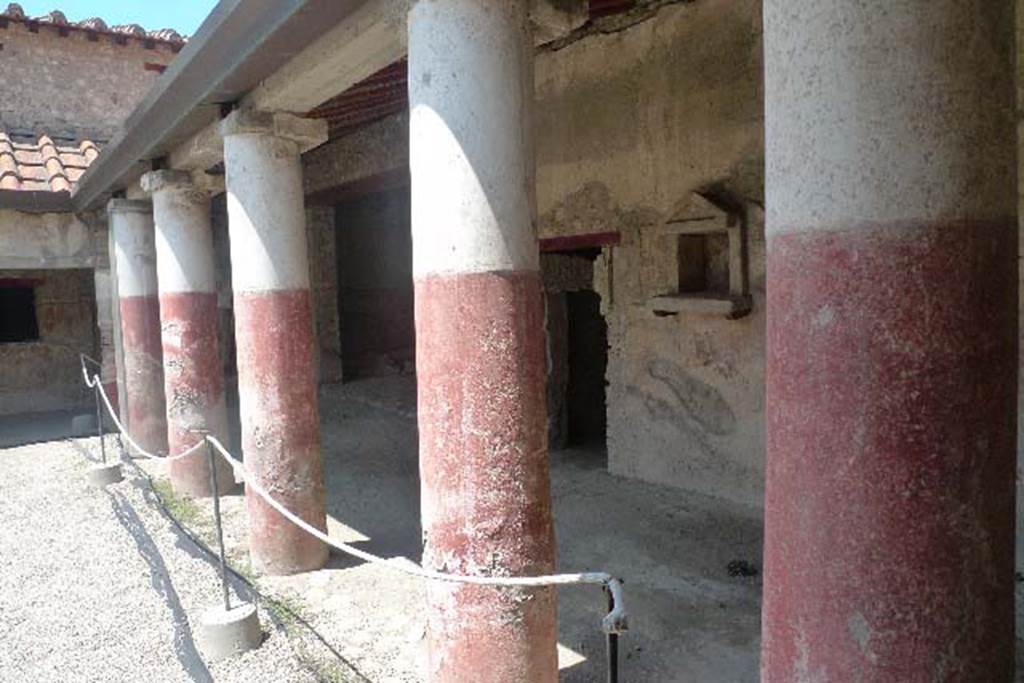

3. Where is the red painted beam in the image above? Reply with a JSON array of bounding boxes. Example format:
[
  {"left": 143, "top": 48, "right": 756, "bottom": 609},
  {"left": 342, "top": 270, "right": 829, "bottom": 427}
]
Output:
[{"left": 539, "top": 231, "right": 620, "bottom": 252}]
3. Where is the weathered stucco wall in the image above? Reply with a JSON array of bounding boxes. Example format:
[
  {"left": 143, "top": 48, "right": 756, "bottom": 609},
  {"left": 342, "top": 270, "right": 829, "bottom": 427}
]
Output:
[
  {"left": 0, "top": 267, "right": 97, "bottom": 414},
  {"left": 0, "top": 21, "right": 176, "bottom": 139},
  {"left": 535, "top": 0, "right": 765, "bottom": 507},
  {"left": 0, "top": 209, "right": 99, "bottom": 269}
]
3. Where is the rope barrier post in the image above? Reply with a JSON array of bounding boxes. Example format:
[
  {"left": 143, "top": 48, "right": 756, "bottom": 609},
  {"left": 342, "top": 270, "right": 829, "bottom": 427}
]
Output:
[
  {"left": 93, "top": 382, "right": 106, "bottom": 464},
  {"left": 197, "top": 437, "right": 262, "bottom": 662},
  {"left": 206, "top": 439, "right": 231, "bottom": 612},
  {"left": 605, "top": 585, "right": 619, "bottom": 683}
]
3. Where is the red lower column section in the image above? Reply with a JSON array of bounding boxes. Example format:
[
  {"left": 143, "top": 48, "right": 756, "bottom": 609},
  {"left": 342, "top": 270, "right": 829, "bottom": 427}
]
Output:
[
  {"left": 762, "top": 220, "right": 1017, "bottom": 681},
  {"left": 119, "top": 294, "right": 168, "bottom": 456},
  {"left": 159, "top": 292, "right": 233, "bottom": 497},
  {"left": 415, "top": 269, "right": 558, "bottom": 683},
  {"left": 234, "top": 288, "right": 328, "bottom": 575}
]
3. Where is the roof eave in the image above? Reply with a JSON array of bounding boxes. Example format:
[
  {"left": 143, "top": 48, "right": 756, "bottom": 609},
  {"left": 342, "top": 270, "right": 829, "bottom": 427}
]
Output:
[{"left": 71, "top": 0, "right": 368, "bottom": 213}]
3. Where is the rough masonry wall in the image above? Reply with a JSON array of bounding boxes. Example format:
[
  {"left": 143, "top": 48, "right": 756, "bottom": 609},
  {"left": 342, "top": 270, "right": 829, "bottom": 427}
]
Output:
[
  {"left": 535, "top": 0, "right": 765, "bottom": 507},
  {"left": 0, "top": 21, "right": 176, "bottom": 139},
  {"left": 0, "top": 267, "right": 97, "bottom": 414}
]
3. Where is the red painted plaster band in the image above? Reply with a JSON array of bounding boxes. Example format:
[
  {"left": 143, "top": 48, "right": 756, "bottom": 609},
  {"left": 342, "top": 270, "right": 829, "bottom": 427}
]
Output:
[
  {"left": 159, "top": 291, "right": 232, "bottom": 497},
  {"left": 415, "top": 269, "right": 558, "bottom": 683},
  {"left": 119, "top": 294, "right": 168, "bottom": 456},
  {"left": 762, "top": 219, "right": 1017, "bottom": 681},
  {"left": 234, "top": 288, "right": 328, "bottom": 575}
]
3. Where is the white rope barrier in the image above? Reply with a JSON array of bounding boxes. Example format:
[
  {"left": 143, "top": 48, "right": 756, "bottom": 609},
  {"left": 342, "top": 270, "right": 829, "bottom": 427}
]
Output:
[
  {"left": 81, "top": 358, "right": 628, "bottom": 634},
  {"left": 82, "top": 355, "right": 206, "bottom": 463}
]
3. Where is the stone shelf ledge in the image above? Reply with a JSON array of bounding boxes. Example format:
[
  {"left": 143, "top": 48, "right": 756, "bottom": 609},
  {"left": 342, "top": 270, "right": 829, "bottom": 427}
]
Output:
[{"left": 648, "top": 293, "right": 753, "bottom": 318}]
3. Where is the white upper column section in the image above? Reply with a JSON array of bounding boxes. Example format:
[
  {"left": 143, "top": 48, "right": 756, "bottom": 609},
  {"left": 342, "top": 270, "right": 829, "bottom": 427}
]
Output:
[
  {"left": 220, "top": 109, "right": 328, "bottom": 294},
  {"left": 408, "top": 0, "right": 537, "bottom": 278},
  {"left": 765, "top": 0, "right": 1016, "bottom": 235},
  {"left": 108, "top": 199, "right": 158, "bottom": 298},
  {"left": 141, "top": 170, "right": 217, "bottom": 296}
]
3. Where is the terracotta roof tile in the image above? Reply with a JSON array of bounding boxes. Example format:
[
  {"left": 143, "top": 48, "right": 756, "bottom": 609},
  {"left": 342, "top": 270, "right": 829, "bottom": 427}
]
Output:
[
  {"left": 0, "top": 4, "right": 186, "bottom": 46},
  {"left": 0, "top": 129, "right": 101, "bottom": 193}
]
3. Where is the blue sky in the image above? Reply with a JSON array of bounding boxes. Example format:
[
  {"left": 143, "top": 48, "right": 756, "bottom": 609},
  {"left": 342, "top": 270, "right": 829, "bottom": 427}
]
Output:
[{"left": 14, "top": 1, "right": 218, "bottom": 35}]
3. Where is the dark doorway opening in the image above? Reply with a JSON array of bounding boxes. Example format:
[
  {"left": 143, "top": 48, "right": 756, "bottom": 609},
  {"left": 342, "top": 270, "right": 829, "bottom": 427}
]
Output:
[
  {"left": 0, "top": 285, "right": 40, "bottom": 343},
  {"left": 541, "top": 248, "right": 609, "bottom": 459},
  {"left": 335, "top": 185, "right": 415, "bottom": 379},
  {"left": 565, "top": 289, "right": 608, "bottom": 446}
]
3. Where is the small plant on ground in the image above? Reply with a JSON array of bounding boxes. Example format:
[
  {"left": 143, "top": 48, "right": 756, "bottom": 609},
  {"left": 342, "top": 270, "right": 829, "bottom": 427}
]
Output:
[{"left": 151, "top": 477, "right": 205, "bottom": 529}]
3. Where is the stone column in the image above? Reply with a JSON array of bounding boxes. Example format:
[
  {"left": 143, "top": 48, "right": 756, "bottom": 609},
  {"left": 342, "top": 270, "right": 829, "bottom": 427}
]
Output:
[
  {"left": 762, "top": 1, "right": 1017, "bottom": 680},
  {"left": 108, "top": 199, "right": 168, "bottom": 456},
  {"left": 142, "top": 170, "right": 234, "bottom": 497},
  {"left": 221, "top": 109, "right": 329, "bottom": 575},
  {"left": 409, "top": 2, "right": 558, "bottom": 681}
]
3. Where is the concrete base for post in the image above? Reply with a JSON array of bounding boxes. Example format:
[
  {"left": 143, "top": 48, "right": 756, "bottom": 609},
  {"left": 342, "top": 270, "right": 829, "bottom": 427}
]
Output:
[
  {"left": 71, "top": 414, "right": 98, "bottom": 437},
  {"left": 88, "top": 462, "right": 123, "bottom": 487},
  {"left": 196, "top": 603, "right": 262, "bottom": 662}
]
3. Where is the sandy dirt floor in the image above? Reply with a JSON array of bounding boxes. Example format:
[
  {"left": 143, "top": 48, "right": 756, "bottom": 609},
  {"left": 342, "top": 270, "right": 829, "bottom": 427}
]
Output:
[{"left": 198, "top": 378, "right": 766, "bottom": 682}]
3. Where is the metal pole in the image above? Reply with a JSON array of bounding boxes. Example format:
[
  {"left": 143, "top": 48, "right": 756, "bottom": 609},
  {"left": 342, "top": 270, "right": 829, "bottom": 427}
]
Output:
[
  {"left": 206, "top": 440, "right": 231, "bottom": 611},
  {"left": 606, "top": 586, "right": 619, "bottom": 683},
  {"left": 93, "top": 383, "right": 106, "bottom": 464}
]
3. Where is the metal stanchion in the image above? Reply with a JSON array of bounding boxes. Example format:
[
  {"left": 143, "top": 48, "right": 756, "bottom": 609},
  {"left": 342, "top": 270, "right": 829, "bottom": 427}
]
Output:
[
  {"left": 86, "top": 378, "right": 122, "bottom": 487},
  {"left": 196, "top": 438, "right": 261, "bottom": 662},
  {"left": 94, "top": 384, "right": 106, "bottom": 464},
  {"left": 206, "top": 440, "right": 231, "bottom": 612},
  {"left": 606, "top": 586, "right": 619, "bottom": 683}
]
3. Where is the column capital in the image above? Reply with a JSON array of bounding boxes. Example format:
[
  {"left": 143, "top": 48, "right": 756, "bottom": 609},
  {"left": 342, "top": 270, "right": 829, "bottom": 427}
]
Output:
[
  {"left": 219, "top": 108, "right": 328, "bottom": 154},
  {"left": 140, "top": 169, "right": 194, "bottom": 195},
  {"left": 107, "top": 198, "right": 151, "bottom": 216}
]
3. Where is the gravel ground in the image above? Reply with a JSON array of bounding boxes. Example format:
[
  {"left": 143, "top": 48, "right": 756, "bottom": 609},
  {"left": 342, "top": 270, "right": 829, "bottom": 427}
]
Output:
[{"left": 0, "top": 436, "right": 326, "bottom": 683}]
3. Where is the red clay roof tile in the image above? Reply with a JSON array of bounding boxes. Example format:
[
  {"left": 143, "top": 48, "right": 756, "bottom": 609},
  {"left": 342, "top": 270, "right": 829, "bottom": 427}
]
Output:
[{"left": 0, "top": 129, "right": 101, "bottom": 193}]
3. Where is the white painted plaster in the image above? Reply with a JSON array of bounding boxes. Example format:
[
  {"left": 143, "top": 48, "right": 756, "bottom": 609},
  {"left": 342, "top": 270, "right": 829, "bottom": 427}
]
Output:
[
  {"left": 764, "top": 0, "right": 1016, "bottom": 234},
  {"left": 408, "top": 0, "right": 539, "bottom": 277},
  {"left": 109, "top": 199, "right": 159, "bottom": 298},
  {"left": 145, "top": 175, "right": 218, "bottom": 295},
  {"left": 222, "top": 132, "right": 311, "bottom": 293}
]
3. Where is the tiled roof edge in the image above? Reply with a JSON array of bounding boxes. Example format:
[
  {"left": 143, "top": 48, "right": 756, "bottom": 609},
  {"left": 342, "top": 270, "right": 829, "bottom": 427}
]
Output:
[{"left": 1, "top": 4, "right": 187, "bottom": 46}]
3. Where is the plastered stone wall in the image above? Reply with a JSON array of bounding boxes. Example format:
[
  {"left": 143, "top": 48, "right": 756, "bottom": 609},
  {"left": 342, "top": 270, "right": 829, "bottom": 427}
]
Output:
[
  {"left": 0, "top": 21, "right": 176, "bottom": 139},
  {"left": 535, "top": 0, "right": 765, "bottom": 507},
  {"left": 0, "top": 267, "right": 97, "bottom": 414}
]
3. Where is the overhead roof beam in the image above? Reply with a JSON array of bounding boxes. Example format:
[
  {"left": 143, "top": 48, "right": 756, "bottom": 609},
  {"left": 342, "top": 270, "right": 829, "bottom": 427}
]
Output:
[{"left": 247, "top": 0, "right": 410, "bottom": 114}]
